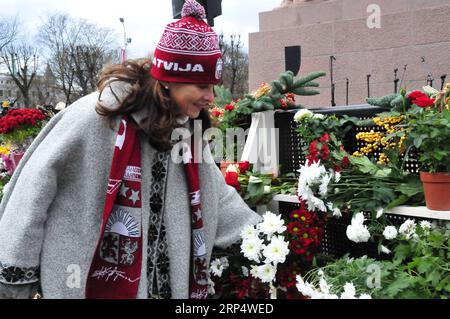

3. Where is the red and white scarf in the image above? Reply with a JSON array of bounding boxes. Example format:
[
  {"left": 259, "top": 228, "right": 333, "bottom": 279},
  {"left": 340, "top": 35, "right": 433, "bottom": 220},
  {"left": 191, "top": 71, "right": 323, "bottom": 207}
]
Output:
[{"left": 86, "top": 116, "right": 208, "bottom": 299}]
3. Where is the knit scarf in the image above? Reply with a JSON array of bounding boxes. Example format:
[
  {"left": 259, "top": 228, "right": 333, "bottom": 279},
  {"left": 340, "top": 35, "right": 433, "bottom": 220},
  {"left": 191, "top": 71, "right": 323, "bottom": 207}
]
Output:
[{"left": 86, "top": 116, "right": 208, "bottom": 299}]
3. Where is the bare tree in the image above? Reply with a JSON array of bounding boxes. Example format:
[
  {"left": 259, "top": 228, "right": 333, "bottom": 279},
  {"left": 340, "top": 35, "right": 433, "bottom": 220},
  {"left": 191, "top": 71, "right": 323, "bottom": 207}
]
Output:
[
  {"left": 218, "top": 33, "right": 249, "bottom": 98},
  {"left": 0, "top": 16, "right": 19, "bottom": 52},
  {"left": 37, "top": 14, "right": 119, "bottom": 104},
  {"left": 0, "top": 43, "right": 38, "bottom": 107}
]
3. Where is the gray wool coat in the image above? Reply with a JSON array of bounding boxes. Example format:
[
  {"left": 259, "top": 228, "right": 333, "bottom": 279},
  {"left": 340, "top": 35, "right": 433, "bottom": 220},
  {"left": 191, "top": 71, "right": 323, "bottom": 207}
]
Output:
[{"left": 0, "top": 82, "right": 261, "bottom": 299}]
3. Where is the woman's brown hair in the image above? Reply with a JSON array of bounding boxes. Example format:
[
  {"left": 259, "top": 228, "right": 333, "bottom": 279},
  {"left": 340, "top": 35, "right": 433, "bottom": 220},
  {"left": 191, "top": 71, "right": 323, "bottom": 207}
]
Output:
[{"left": 96, "top": 58, "right": 211, "bottom": 152}]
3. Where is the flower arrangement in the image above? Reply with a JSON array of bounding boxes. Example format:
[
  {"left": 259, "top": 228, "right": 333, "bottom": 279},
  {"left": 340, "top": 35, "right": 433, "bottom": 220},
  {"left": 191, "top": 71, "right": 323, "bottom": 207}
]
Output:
[
  {"left": 224, "top": 161, "right": 297, "bottom": 207},
  {"left": 298, "top": 221, "right": 450, "bottom": 299},
  {"left": 0, "top": 108, "right": 47, "bottom": 148}
]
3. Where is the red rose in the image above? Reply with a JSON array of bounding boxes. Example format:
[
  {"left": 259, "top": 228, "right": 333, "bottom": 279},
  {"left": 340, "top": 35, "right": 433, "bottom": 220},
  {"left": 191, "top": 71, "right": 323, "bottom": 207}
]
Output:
[
  {"left": 225, "top": 171, "right": 240, "bottom": 191},
  {"left": 224, "top": 104, "right": 234, "bottom": 111},
  {"left": 211, "top": 110, "right": 222, "bottom": 117},
  {"left": 237, "top": 161, "right": 250, "bottom": 174},
  {"left": 321, "top": 144, "right": 330, "bottom": 161},
  {"left": 342, "top": 156, "right": 350, "bottom": 168}
]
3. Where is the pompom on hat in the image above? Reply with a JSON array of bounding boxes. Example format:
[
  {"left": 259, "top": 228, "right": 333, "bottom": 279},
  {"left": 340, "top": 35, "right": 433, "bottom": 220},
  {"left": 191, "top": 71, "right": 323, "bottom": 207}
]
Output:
[{"left": 151, "top": 0, "right": 223, "bottom": 84}]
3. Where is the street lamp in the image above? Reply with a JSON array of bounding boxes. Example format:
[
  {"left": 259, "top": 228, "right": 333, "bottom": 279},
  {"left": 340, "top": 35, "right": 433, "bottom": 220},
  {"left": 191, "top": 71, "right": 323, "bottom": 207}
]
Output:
[{"left": 119, "top": 18, "right": 132, "bottom": 63}]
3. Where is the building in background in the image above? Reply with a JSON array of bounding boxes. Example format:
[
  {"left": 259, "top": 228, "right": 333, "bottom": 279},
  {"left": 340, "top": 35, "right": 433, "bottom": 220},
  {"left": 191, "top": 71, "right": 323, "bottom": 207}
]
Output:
[
  {"left": 249, "top": 0, "right": 450, "bottom": 107},
  {"left": 0, "top": 65, "right": 64, "bottom": 108}
]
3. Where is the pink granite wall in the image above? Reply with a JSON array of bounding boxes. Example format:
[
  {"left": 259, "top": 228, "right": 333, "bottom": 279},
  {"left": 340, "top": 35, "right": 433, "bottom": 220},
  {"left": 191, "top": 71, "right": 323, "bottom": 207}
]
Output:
[{"left": 249, "top": 0, "right": 450, "bottom": 108}]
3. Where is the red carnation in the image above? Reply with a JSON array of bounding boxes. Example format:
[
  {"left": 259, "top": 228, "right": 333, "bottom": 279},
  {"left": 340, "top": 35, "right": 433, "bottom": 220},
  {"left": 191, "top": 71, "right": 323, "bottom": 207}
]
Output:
[
  {"left": 407, "top": 91, "right": 427, "bottom": 101},
  {"left": 321, "top": 143, "right": 330, "bottom": 161}
]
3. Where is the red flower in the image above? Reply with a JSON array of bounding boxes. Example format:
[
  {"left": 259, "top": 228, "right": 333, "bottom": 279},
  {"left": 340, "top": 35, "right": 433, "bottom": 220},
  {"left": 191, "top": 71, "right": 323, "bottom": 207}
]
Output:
[
  {"left": 319, "top": 133, "right": 330, "bottom": 143},
  {"left": 225, "top": 171, "right": 240, "bottom": 191},
  {"left": 287, "top": 221, "right": 303, "bottom": 235},
  {"left": 342, "top": 156, "right": 350, "bottom": 168},
  {"left": 334, "top": 165, "right": 342, "bottom": 173},
  {"left": 224, "top": 104, "right": 234, "bottom": 111},
  {"left": 211, "top": 110, "right": 222, "bottom": 117},
  {"left": 408, "top": 91, "right": 427, "bottom": 101},
  {"left": 237, "top": 161, "right": 250, "bottom": 174},
  {"left": 321, "top": 143, "right": 330, "bottom": 161},
  {"left": 413, "top": 96, "right": 435, "bottom": 108}
]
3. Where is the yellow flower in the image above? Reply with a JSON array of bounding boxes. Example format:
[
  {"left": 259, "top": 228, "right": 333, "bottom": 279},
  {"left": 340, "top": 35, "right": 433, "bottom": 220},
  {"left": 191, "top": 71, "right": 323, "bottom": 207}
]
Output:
[
  {"left": 2, "top": 101, "right": 9, "bottom": 108},
  {"left": 0, "top": 145, "right": 10, "bottom": 156},
  {"left": 252, "top": 82, "right": 271, "bottom": 100}
]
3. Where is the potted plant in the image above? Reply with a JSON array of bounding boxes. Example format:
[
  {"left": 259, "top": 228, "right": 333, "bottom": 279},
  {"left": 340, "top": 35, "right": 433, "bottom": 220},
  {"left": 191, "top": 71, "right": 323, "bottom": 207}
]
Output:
[{"left": 403, "top": 85, "right": 450, "bottom": 210}]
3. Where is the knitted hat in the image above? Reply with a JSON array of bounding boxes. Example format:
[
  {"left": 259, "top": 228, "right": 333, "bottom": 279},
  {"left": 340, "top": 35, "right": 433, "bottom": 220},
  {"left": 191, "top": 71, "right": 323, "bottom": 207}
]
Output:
[{"left": 150, "top": 0, "right": 223, "bottom": 84}]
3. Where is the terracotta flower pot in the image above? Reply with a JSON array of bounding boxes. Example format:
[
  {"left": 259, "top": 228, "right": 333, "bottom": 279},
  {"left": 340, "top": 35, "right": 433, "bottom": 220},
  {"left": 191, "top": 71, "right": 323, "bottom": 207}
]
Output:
[{"left": 420, "top": 171, "right": 450, "bottom": 211}]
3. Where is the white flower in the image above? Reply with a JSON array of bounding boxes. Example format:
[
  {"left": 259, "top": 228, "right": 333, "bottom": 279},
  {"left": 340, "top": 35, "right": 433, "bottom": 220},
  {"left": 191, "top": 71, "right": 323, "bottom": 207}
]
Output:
[
  {"left": 269, "top": 283, "right": 277, "bottom": 299},
  {"left": 250, "top": 265, "right": 259, "bottom": 278},
  {"left": 319, "top": 174, "right": 332, "bottom": 196},
  {"left": 419, "top": 221, "right": 432, "bottom": 230},
  {"left": 249, "top": 175, "right": 262, "bottom": 183},
  {"left": 241, "top": 237, "right": 263, "bottom": 262},
  {"left": 376, "top": 208, "right": 384, "bottom": 219},
  {"left": 258, "top": 211, "right": 287, "bottom": 237},
  {"left": 262, "top": 235, "right": 290, "bottom": 264},
  {"left": 319, "top": 278, "right": 331, "bottom": 294},
  {"left": 296, "top": 275, "right": 315, "bottom": 297},
  {"left": 313, "top": 113, "right": 325, "bottom": 120},
  {"left": 210, "top": 258, "right": 227, "bottom": 277},
  {"left": 346, "top": 213, "right": 370, "bottom": 243},
  {"left": 293, "top": 109, "right": 313, "bottom": 122},
  {"left": 225, "top": 164, "right": 239, "bottom": 173},
  {"left": 340, "top": 282, "right": 356, "bottom": 299},
  {"left": 359, "top": 293, "right": 372, "bottom": 299},
  {"left": 256, "top": 264, "right": 277, "bottom": 283},
  {"left": 327, "top": 202, "right": 342, "bottom": 218},
  {"left": 240, "top": 225, "right": 259, "bottom": 240},
  {"left": 353, "top": 212, "right": 366, "bottom": 225},
  {"left": 399, "top": 219, "right": 416, "bottom": 239},
  {"left": 208, "top": 276, "right": 215, "bottom": 295},
  {"left": 380, "top": 245, "right": 391, "bottom": 254},
  {"left": 346, "top": 224, "right": 371, "bottom": 243},
  {"left": 383, "top": 226, "right": 398, "bottom": 240},
  {"left": 241, "top": 266, "right": 249, "bottom": 277},
  {"left": 334, "top": 171, "right": 341, "bottom": 183},
  {"left": 317, "top": 270, "right": 324, "bottom": 277},
  {"left": 264, "top": 185, "right": 271, "bottom": 194}
]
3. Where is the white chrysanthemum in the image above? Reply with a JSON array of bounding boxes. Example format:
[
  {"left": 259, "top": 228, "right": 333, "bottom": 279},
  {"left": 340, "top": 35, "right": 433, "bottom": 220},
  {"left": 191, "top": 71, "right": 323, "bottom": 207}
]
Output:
[
  {"left": 310, "top": 196, "right": 327, "bottom": 212},
  {"left": 210, "top": 258, "right": 227, "bottom": 277},
  {"left": 250, "top": 265, "right": 259, "bottom": 278},
  {"left": 352, "top": 212, "right": 366, "bottom": 225},
  {"left": 293, "top": 109, "right": 313, "bottom": 122},
  {"left": 264, "top": 185, "right": 271, "bottom": 194},
  {"left": 207, "top": 276, "right": 215, "bottom": 295},
  {"left": 241, "top": 266, "right": 249, "bottom": 277},
  {"left": 419, "top": 221, "right": 432, "bottom": 230},
  {"left": 359, "top": 294, "right": 372, "bottom": 299},
  {"left": 376, "top": 208, "right": 384, "bottom": 219},
  {"left": 383, "top": 226, "right": 398, "bottom": 240},
  {"left": 262, "top": 235, "right": 290, "bottom": 264},
  {"left": 296, "top": 275, "right": 315, "bottom": 297},
  {"left": 346, "top": 224, "right": 370, "bottom": 243},
  {"left": 380, "top": 245, "right": 391, "bottom": 254},
  {"left": 340, "top": 282, "right": 356, "bottom": 299},
  {"left": 225, "top": 163, "right": 239, "bottom": 173},
  {"left": 240, "top": 224, "right": 259, "bottom": 240},
  {"left": 241, "top": 237, "right": 263, "bottom": 262},
  {"left": 259, "top": 211, "right": 286, "bottom": 237},
  {"left": 334, "top": 171, "right": 341, "bottom": 183},
  {"left": 399, "top": 219, "right": 416, "bottom": 239},
  {"left": 327, "top": 202, "right": 342, "bottom": 218},
  {"left": 319, "top": 173, "right": 332, "bottom": 196},
  {"left": 319, "top": 278, "right": 331, "bottom": 294},
  {"left": 313, "top": 113, "right": 325, "bottom": 120},
  {"left": 256, "top": 264, "right": 277, "bottom": 283}
]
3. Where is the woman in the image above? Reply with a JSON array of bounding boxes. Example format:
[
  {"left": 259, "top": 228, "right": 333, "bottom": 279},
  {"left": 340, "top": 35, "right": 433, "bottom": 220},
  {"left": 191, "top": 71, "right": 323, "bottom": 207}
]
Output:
[{"left": 0, "top": 0, "right": 260, "bottom": 299}]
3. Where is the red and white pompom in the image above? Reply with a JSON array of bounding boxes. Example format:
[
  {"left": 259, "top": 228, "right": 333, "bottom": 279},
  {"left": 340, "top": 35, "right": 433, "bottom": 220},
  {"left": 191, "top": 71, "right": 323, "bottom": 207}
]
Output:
[{"left": 181, "top": 0, "right": 206, "bottom": 19}]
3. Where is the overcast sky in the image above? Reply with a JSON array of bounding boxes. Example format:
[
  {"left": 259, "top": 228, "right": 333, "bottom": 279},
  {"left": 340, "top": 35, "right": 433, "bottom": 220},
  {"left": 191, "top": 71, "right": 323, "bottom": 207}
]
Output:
[{"left": 2, "top": 0, "right": 281, "bottom": 59}]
